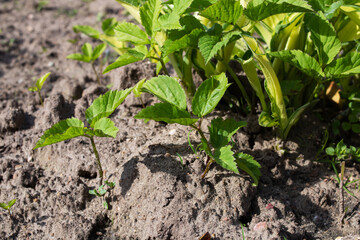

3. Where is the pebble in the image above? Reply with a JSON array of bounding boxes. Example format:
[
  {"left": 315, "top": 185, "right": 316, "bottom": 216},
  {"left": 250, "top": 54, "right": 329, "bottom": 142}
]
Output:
[{"left": 253, "top": 222, "right": 267, "bottom": 231}]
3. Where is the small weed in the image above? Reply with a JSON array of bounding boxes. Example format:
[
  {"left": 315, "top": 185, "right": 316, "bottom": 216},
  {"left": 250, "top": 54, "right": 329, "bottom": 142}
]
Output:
[
  {"left": 28, "top": 72, "right": 51, "bottom": 106},
  {"left": 35, "top": 0, "right": 48, "bottom": 12},
  {"left": 89, "top": 180, "right": 115, "bottom": 209},
  {"left": 0, "top": 199, "right": 16, "bottom": 216}
]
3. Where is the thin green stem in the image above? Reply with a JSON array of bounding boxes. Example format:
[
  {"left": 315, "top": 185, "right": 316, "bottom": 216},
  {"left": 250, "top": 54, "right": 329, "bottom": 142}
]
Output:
[
  {"left": 224, "top": 62, "right": 252, "bottom": 109},
  {"left": 152, "top": 46, "right": 170, "bottom": 76},
  {"left": 89, "top": 136, "right": 103, "bottom": 184},
  {"left": 308, "top": 82, "right": 321, "bottom": 102},
  {"left": 91, "top": 62, "right": 101, "bottom": 85},
  {"left": 38, "top": 90, "right": 43, "bottom": 106}
]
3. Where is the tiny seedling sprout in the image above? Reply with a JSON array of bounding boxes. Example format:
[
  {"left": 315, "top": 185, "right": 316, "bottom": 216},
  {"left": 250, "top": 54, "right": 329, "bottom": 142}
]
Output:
[
  {"left": 28, "top": 72, "right": 51, "bottom": 106},
  {"left": 0, "top": 199, "right": 16, "bottom": 216}
]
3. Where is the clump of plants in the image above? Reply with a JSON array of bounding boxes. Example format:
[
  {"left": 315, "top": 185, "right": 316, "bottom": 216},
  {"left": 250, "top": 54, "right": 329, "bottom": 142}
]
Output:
[
  {"left": 135, "top": 73, "right": 261, "bottom": 184},
  {"left": 28, "top": 72, "right": 51, "bottom": 106},
  {"left": 33, "top": 89, "right": 132, "bottom": 186},
  {"left": 67, "top": 42, "right": 106, "bottom": 84}
]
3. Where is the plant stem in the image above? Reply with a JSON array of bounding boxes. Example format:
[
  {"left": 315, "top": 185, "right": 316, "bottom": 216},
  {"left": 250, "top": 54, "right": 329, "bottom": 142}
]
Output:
[
  {"left": 159, "top": 58, "right": 170, "bottom": 76},
  {"left": 91, "top": 62, "right": 101, "bottom": 85},
  {"left": 224, "top": 62, "right": 253, "bottom": 109},
  {"left": 89, "top": 136, "right": 103, "bottom": 184},
  {"left": 339, "top": 161, "right": 345, "bottom": 223},
  {"left": 38, "top": 90, "right": 43, "bottom": 106}
]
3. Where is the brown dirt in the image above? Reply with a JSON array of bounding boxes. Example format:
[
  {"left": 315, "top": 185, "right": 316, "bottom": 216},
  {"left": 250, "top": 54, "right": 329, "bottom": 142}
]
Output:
[{"left": 1, "top": 1, "right": 359, "bottom": 239}]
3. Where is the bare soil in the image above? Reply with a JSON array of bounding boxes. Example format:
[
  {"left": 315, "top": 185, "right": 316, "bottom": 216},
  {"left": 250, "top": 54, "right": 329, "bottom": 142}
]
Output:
[{"left": 0, "top": 1, "right": 359, "bottom": 239}]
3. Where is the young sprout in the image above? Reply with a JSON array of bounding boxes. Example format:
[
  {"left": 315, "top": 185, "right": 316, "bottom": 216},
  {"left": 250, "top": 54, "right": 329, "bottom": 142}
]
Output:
[
  {"left": 89, "top": 180, "right": 115, "bottom": 209},
  {"left": 67, "top": 42, "right": 106, "bottom": 84},
  {"left": 28, "top": 72, "right": 51, "bottom": 106},
  {"left": 33, "top": 89, "right": 133, "bottom": 185},
  {"left": 0, "top": 199, "right": 16, "bottom": 216}
]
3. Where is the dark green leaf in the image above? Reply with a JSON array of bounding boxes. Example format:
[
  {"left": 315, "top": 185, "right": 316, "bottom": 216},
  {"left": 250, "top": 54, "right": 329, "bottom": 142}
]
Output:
[
  {"left": 34, "top": 118, "right": 85, "bottom": 149},
  {"left": 134, "top": 102, "right": 198, "bottom": 125},
  {"left": 140, "top": 0, "right": 161, "bottom": 36},
  {"left": 209, "top": 118, "right": 247, "bottom": 148},
  {"left": 162, "top": 28, "right": 203, "bottom": 56},
  {"left": 90, "top": 118, "right": 119, "bottom": 138},
  {"left": 304, "top": 12, "right": 341, "bottom": 65},
  {"left": 325, "top": 52, "right": 360, "bottom": 78},
  {"left": 102, "top": 18, "right": 118, "bottom": 36},
  {"left": 235, "top": 152, "right": 261, "bottom": 186},
  {"left": 192, "top": 73, "right": 230, "bottom": 118}
]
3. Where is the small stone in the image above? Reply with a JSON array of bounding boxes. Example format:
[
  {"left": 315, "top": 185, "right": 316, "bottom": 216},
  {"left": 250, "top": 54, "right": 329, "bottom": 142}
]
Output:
[
  {"left": 169, "top": 129, "right": 176, "bottom": 135},
  {"left": 15, "top": 165, "right": 22, "bottom": 170},
  {"left": 253, "top": 222, "right": 267, "bottom": 231}
]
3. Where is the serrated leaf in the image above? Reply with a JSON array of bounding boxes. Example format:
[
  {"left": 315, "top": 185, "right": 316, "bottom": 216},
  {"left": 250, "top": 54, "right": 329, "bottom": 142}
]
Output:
[
  {"left": 103, "top": 51, "right": 145, "bottom": 74},
  {"left": 192, "top": 73, "right": 230, "bottom": 118},
  {"left": 134, "top": 102, "right": 198, "bottom": 125},
  {"left": 199, "top": 30, "right": 241, "bottom": 64},
  {"left": 73, "top": 25, "right": 100, "bottom": 39},
  {"left": 304, "top": 12, "right": 341, "bottom": 65},
  {"left": 258, "top": 111, "right": 278, "bottom": 127},
  {"left": 268, "top": 50, "right": 324, "bottom": 78},
  {"left": 114, "top": 22, "right": 150, "bottom": 44},
  {"left": 92, "top": 118, "right": 119, "bottom": 138},
  {"left": 34, "top": 118, "right": 85, "bottom": 149},
  {"left": 213, "top": 145, "right": 239, "bottom": 173},
  {"left": 66, "top": 53, "right": 90, "bottom": 62},
  {"left": 133, "top": 78, "right": 146, "bottom": 98},
  {"left": 140, "top": 0, "right": 161, "bottom": 37},
  {"left": 85, "top": 89, "right": 133, "bottom": 127},
  {"left": 245, "top": 0, "right": 313, "bottom": 22},
  {"left": 158, "top": 0, "right": 194, "bottom": 30},
  {"left": 235, "top": 152, "right": 261, "bottom": 186},
  {"left": 325, "top": 52, "right": 360, "bottom": 78},
  {"left": 162, "top": 28, "right": 203, "bottom": 56},
  {"left": 35, "top": 72, "right": 51, "bottom": 90},
  {"left": 92, "top": 43, "right": 107, "bottom": 61},
  {"left": 200, "top": 0, "right": 242, "bottom": 24},
  {"left": 142, "top": 76, "right": 187, "bottom": 110},
  {"left": 209, "top": 118, "right": 247, "bottom": 148}
]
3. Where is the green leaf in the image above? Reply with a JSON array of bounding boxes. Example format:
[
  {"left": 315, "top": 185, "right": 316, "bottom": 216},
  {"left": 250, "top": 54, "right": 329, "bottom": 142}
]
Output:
[
  {"left": 36, "top": 72, "right": 51, "bottom": 90},
  {"left": 0, "top": 199, "right": 16, "bottom": 210},
  {"left": 82, "top": 43, "right": 93, "bottom": 58},
  {"left": 85, "top": 89, "right": 133, "bottom": 127},
  {"left": 304, "top": 12, "right": 341, "bottom": 65},
  {"left": 192, "top": 73, "right": 230, "bottom": 118},
  {"left": 325, "top": 52, "right": 360, "bottom": 78},
  {"left": 209, "top": 118, "right": 247, "bottom": 148},
  {"left": 142, "top": 76, "right": 187, "bottom": 110},
  {"left": 7, "top": 199, "right": 16, "bottom": 208},
  {"left": 116, "top": 0, "right": 144, "bottom": 7},
  {"left": 66, "top": 53, "right": 90, "bottom": 63},
  {"left": 133, "top": 78, "right": 146, "bottom": 98},
  {"left": 73, "top": 25, "right": 100, "bottom": 39},
  {"left": 103, "top": 51, "right": 145, "bottom": 74},
  {"left": 235, "top": 152, "right": 261, "bottom": 186},
  {"left": 33, "top": 118, "right": 85, "bottom": 149},
  {"left": 114, "top": 21, "right": 150, "bottom": 44},
  {"left": 213, "top": 145, "right": 239, "bottom": 174},
  {"left": 268, "top": 50, "right": 324, "bottom": 78},
  {"left": 102, "top": 18, "right": 118, "bottom": 36},
  {"left": 92, "top": 43, "right": 107, "bottom": 61},
  {"left": 198, "top": 30, "right": 241, "bottom": 64},
  {"left": 258, "top": 111, "right": 278, "bottom": 127},
  {"left": 134, "top": 102, "right": 198, "bottom": 125},
  {"left": 200, "top": 0, "right": 242, "bottom": 24},
  {"left": 28, "top": 87, "right": 38, "bottom": 92},
  {"left": 162, "top": 28, "right": 203, "bottom": 56},
  {"left": 326, "top": 146, "right": 335, "bottom": 156},
  {"left": 91, "top": 118, "right": 119, "bottom": 138},
  {"left": 158, "top": 0, "right": 194, "bottom": 30},
  {"left": 140, "top": 0, "right": 161, "bottom": 37},
  {"left": 352, "top": 124, "right": 360, "bottom": 133},
  {"left": 245, "top": 0, "right": 313, "bottom": 22}
]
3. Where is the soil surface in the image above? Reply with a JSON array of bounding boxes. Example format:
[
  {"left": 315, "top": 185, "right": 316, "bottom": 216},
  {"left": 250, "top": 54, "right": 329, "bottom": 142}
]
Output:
[{"left": 1, "top": 1, "right": 359, "bottom": 239}]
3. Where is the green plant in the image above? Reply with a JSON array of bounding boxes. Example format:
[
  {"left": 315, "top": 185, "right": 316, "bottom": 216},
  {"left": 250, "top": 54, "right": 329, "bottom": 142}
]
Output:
[
  {"left": 325, "top": 140, "right": 360, "bottom": 222},
  {"left": 28, "top": 72, "right": 51, "bottom": 106},
  {"left": 0, "top": 199, "right": 16, "bottom": 215},
  {"left": 135, "top": 73, "right": 261, "bottom": 184},
  {"left": 67, "top": 42, "right": 106, "bottom": 84},
  {"left": 33, "top": 89, "right": 133, "bottom": 184},
  {"left": 36, "top": 0, "right": 48, "bottom": 11},
  {"left": 89, "top": 180, "right": 115, "bottom": 209}
]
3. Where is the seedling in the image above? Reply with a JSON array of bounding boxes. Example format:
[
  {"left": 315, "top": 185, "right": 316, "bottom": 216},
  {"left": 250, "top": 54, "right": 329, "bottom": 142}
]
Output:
[
  {"left": 28, "top": 72, "right": 51, "bottom": 106},
  {"left": 67, "top": 42, "right": 106, "bottom": 84},
  {"left": 35, "top": 0, "right": 48, "bottom": 12},
  {"left": 135, "top": 73, "right": 261, "bottom": 185},
  {"left": 33, "top": 89, "right": 133, "bottom": 184},
  {"left": 325, "top": 140, "right": 360, "bottom": 222},
  {"left": 89, "top": 180, "right": 115, "bottom": 209},
  {"left": 0, "top": 199, "right": 16, "bottom": 216}
]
